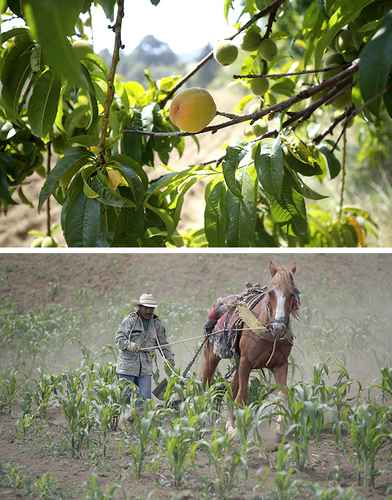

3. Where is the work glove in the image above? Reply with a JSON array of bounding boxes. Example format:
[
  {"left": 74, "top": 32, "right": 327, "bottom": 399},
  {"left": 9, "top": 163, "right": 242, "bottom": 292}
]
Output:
[{"left": 127, "top": 341, "right": 140, "bottom": 353}]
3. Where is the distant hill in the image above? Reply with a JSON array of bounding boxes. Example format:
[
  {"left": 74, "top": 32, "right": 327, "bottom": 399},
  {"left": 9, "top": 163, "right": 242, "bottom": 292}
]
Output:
[{"left": 100, "top": 34, "right": 219, "bottom": 87}]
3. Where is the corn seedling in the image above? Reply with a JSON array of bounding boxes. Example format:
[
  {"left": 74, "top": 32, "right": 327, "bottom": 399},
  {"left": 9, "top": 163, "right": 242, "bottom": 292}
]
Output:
[
  {"left": 33, "top": 472, "right": 62, "bottom": 500},
  {"left": 161, "top": 417, "right": 198, "bottom": 486},
  {"left": 303, "top": 483, "right": 362, "bottom": 500},
  {"left": 379, "top": 367, "right": 392, "bottom": 402},
  {"left": 33, "top": 370, "right": 59, "bottom": 417},
  {"left": 349, "top": 403, "right": 389, "bottom": 488},
  {"left": 199, "top": 429, "right": 244, "bottom": 499},
  {"left": 269, "top": 443, "right": 298, "bottom": 500},
  {"left": 83, "top": 473, "right": 119, "bottom": 500},
  {"left": 0, "top": 370, "right": 17, "bottom": 414},
  {"left": 127, "top": 401, "right": 159, "bottom": 479},
  {"left": 234, "top": 406, "right": 254, "bottom": 479},
  {"left": 16, "top": 413, "right": 35, "bottom": 439},
  {"left": 283, "top": 383, "right": 327, "bottom": 470},
  {"left": 56, "top": 373, "right": 94, "bottom": 456}
]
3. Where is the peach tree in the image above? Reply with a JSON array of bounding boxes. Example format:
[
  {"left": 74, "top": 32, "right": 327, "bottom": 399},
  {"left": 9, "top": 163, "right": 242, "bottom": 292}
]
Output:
[{"left": 0, "top": 0, "right": 390, "bottom": 246}]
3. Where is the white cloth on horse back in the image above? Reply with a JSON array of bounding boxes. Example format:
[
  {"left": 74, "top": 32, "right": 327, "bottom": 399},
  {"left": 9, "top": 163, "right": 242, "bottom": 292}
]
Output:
[{"left": 115, "top": 311, "right": 174, "bottom": 376}]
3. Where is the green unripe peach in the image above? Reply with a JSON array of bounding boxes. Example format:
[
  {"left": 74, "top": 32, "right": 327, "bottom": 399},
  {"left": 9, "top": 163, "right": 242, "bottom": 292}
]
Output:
[
  {"left": 41, "top": 236, "right": 57, "bottom": 248},
  {"left": 325, "top": 52, "right": 346, "bottom": 67},
  {"left": 331, "top": 88, "right": 352, "bottom": 109},
  {"left": 250, "top": 77, "right": 269, "bottom": 96},
  {"left": 241, "top": 29, "right": 262, "bottom": 52},
  {"left": 252, "top": 120, "right": 268, "bottom": 136},
  {"left": 335, "top": 29, "right": 356, "bottom": 53},
  {"left": 258, "top": 39, "right": 277, "bottom": 61},
  {"left": 169, "top": 88, "right": 216, "bottom": 133},
  {"left": 213, "top": 40, "right": 238, "bottom": 66}
]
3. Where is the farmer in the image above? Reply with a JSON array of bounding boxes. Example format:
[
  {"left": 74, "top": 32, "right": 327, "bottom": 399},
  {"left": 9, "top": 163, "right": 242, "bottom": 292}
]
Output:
[{"left": 115, "top": 293, "right": 175, "bottom": 405}]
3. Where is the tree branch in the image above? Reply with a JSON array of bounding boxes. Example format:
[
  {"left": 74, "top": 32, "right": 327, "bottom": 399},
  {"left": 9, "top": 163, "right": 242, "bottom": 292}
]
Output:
[
  {"left": 233, "top": 65, "right": 348, "bottom": 79},
  {"left": 158, "top": 0, "right": 286, "bottom": 109},
  {"left": 98, "top": 0, "right": 125, "bottom": 164},
  {"left": 46, "top": 142, "right": 52, "bottom": 237},
  {"left": 338, "top": 129, "right": 347, "bottom": 221},
  {"left": 126, "top": 61, "right": 359, "bottom": 138}
]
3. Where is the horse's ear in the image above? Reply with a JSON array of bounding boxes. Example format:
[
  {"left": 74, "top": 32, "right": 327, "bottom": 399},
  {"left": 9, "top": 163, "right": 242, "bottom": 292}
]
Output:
[
  {"left": 289, "top": 263, "right": 297, "bottom": 275},
  {"left": 269, "top": 261, "right": 278, "bottom": 277}
]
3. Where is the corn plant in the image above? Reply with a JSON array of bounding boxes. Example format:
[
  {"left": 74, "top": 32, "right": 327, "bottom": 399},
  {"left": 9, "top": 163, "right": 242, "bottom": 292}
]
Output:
[
  {"left": 302, "top": 483, "right": 362, "bottom": 500},
  {"left": 199, "top": 429, "right": 244, "bottom": 499},
  {"left": 349, "top": 403, "right": 389, "bottom": 488},
  {"left": 0, "top": 370, "right": 17, "bottom": 414},
  {"left": 161, "top": 417, "right": 198, "bottom": 486},
  {"left": 269, "top": 443, "right": 298, "bottom": 500},
  {"left": 56, "top": 373, "right": 94, "bottom": 456},
  {"left": 83, "top": 473, "right": 119, "bottom": 500},
  {"left": 282, "top": 383, "right": 327, "bottom": 470},
  {"left": 234, "top": 406, "right": 254, "bottom": 479},
  {"left": 379, "top": 367, "right": 392, "bottom": 402},
  {"left": 33, "top": 472, "right": 62, "bottom": 500},
  {"left": 127, "top": 401, "right": 160, "bottom": 479},
  {"left": 32, "top": 370, "right": 60, "bottom": 417},
  {"left": 16, "top": 413, "right": 35, "bottom": 439}
]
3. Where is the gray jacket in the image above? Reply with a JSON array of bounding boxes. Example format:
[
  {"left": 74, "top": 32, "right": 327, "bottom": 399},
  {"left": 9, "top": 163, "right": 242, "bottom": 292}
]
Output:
[{"left": 115, "top": 311, "right": 174, "bottom": 376}]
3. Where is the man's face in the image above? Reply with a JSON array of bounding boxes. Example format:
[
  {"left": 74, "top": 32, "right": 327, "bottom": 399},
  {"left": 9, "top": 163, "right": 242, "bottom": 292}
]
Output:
[{"left": 138, "top": 305, "right": 155, "bottom": 319}]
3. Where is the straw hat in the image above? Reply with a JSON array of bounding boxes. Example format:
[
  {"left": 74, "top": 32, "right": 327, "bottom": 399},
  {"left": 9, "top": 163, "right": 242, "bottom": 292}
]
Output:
[{"left": 135, "top": 293, "right": 158, "bottom": 308}]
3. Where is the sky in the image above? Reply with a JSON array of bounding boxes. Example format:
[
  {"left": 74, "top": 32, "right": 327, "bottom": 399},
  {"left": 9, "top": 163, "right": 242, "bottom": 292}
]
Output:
[{"left": 91, "top": 0, "right": 237, "bottom": 54}]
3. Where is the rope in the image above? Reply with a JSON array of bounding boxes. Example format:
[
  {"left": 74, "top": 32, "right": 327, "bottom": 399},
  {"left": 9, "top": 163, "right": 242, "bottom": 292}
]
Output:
[{"left": 138, "top": 324, "right": 269, "bottom": 352}]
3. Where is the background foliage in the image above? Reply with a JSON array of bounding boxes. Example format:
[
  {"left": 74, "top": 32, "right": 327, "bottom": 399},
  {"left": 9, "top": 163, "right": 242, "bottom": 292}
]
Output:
[{"left": 0, "top": 0, "right": 391, "bottom": 246}]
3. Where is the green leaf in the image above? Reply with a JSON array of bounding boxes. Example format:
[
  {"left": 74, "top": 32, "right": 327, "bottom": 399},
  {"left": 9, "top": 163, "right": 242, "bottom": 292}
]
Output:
[
  {"left": 80, "top": 63, "right": 99, "bottom": 132},
  {"left": 27, "top": 69, "right": 61, "bottom": 137},
  {"left": 110, "top": 160, "right": 146, "bottom": 206},
  {"left": 222, "top": 146, "right": 246, "bottom": 198},
  {"left": 24, "top": 0, "right": 83, "bottom": 86},
  {"left": 1, "top": 36, "right": 34, "bottom": 121},
  {"left": 287, "top": 169, "right": 328, "bottom": 200},
  {"left": 285, "top": 151, "right": 323, "bottom": 177},
  {"left": 255, "top": 137, "right": 284, "bottom": 199},
  {"left": 0, "top": 166, "right": 16, "bottom": 207},
  {"left": 97, "top": 0, "right": 116, "bottom": 19},
  {"left": 0, "top": 27, "right": 30, "bottom": 45},
  {"left": 204, "top": 181, "right": 226, "bottom": 247},
  {"left": 85, "top": 172, "right": 136, "bottom": 208},
  {"left": 239, "top": 165, "right": 257, "bottom": 246},
  {"left": 359, "top": 10, "right": 392, "bottom": 116},
  {"left": 225, "top": 190, "right": 241, "bottom": 246},
  {"left": 7, "top": 0, "right": 22, "bottom": 16},
  {"left": 318, "top": 145, "right": 341, "bottom": 179},
  {"left": 111, "top": 207, "right": 145, "bottom": 247},
  {"left": 39, "top": 147, "right": 93, "bottom": 210},
  {"left": 121, "top": 111, "right": 144, "bottom": 163},
  {"left": 61, "top": 174, "right": 108, "bottom": 247}
]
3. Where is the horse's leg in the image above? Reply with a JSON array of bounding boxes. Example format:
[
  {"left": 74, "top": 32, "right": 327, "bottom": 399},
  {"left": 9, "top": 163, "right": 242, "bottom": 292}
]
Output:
[
  {"left": 226, "top": 357, "right": 252, "bottom": 435},
  {"left": 272, "top": 362, "right": 289, "bottom": 441},
  {"left": 201, "top": 341, "right": 220, "bottom": 386},
  {"left": 226, "top": 369, "right": 239, "bottom": 433}
]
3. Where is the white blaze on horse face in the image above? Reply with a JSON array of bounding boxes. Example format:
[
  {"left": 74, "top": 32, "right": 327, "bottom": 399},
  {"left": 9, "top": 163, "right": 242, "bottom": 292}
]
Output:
[{"left": 275, "top": 289, "right": 287, "bottom": 322}]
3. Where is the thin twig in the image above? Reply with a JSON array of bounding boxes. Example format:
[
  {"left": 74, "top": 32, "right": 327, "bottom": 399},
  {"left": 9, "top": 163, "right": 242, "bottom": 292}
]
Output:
[
  {"left": 313, "top": 107, "right": 354, "bottom": 144},
  {"left": 46, "top": 142, "right": 52, "bottom": 237},
  {"left": 158, "top": 0, "right": 286, "bottom": 108},
  {"left": 233, "top": 65, "right": 348, "bottom": 79},
  {"left": 338, "top": 129, "right": 347, "bottom": 221},
  {"left": 98, "top": 0, "right": 125, "bottom": 164}
]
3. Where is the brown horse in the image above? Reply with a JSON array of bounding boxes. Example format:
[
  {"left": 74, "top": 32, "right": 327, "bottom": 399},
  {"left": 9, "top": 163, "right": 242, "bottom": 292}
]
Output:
[{"left": 201, "top": 261, "right": 300, "bottom": 435}]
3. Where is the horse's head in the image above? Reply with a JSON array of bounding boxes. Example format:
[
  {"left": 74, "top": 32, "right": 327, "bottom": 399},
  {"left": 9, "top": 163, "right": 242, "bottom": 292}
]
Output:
[{"left": 263, "top": 261, "right": 300, "bottom": 335}]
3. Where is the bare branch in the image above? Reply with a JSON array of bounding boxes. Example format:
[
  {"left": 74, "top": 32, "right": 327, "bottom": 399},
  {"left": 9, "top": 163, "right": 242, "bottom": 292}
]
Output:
[
  {"left": 233, "top": 65, "right": 349, "bottom": 79},
  {"left": 125, "top": 61, "right": 359, "bottom": 138},
  {"left": 158, "top": 0, "right": 286, "bottom": 109},
  {"left": 98, "top": 0, "right": 125, "bottom": 164}
]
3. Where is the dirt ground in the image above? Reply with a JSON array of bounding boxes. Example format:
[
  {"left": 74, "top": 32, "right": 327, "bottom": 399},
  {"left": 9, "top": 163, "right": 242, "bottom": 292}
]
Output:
[{"left": 1, "top": 254, "right": 392, "bottom": 498}]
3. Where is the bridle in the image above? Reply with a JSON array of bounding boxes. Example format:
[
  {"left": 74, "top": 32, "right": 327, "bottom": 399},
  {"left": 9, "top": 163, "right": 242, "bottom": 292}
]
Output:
[{"left": 262, "top": 285, "right": 301, "bottom": 332}]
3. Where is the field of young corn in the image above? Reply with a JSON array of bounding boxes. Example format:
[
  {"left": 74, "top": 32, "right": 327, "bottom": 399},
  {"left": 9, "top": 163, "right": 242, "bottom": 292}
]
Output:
[
  {"left": 0, "top": 329, "right": 391, "bottom": 499},
  {"left": 1, "top": 254, "right": 392, "bottom": 499}
]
